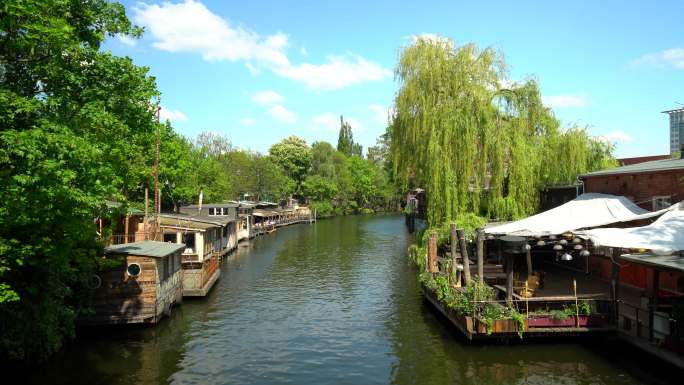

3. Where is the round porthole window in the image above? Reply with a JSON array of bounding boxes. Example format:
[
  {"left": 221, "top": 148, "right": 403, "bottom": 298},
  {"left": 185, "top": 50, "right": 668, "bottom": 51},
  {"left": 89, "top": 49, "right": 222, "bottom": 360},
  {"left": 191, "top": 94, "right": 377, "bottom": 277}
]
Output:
[
  {"left": 89, "top": 274, "right": 102, "bottom": 289},
  {"left": 127, "top": 263, "right": 141, "bottom": 277}
]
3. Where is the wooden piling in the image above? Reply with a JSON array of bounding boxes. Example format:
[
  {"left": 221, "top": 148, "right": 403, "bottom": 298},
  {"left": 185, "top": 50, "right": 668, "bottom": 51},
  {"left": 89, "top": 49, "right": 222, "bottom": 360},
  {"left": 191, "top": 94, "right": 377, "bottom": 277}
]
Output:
[
  {"left": 476, "top": 230, "right": 484, "bottom": 284},
  {"left": 428, "top": 232, "right": 438, "bottom": 273},
  {"left": 450, "top": 224, "right": 458, "bottom": 283},
  {"left": 456, "top": 228, "right": 471, "bottom": 285},
  {"left": 124, "top": 213, "right": 130, "bottom": 244}
]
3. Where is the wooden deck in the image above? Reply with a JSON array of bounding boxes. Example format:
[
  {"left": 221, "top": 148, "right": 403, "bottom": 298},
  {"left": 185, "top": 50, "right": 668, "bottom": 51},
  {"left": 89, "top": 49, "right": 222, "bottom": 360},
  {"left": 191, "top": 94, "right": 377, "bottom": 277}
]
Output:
[{"left": 422, "top": 282, "right": 615, "bottom": 341}]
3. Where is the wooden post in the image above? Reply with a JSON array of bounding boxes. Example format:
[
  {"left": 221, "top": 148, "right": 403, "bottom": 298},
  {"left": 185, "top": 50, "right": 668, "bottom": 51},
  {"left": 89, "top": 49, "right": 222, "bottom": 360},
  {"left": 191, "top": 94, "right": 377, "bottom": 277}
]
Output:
[
  {"left": 476, "top": 230, "right": 484, "bottom": 284},
  {"left": 573, "top": 279, "right": 579, "bottom": 328},
  {"left": 457, "top": 228, "right": 471, "bottom": 285},
  {"left": 144, "top": 187, "right": 149, "bottom": 240},
  {"left": 124, "top": 213, "right": 130, "bottom": 244},
  {"left": 450, "top": 224, "right": 458, "bottom": 283},
  {"left": 649, "top": 269, "right": 660, "bottom": 342},
  {"left": 497, "top": 238, "right": 503, "bottom": 265},
  {"left": 611, "top": 248, "right": 621, "bottom": 324},
  {"left": 506, "top": 252, "right": 514, "bottom": 303},
  {"left": 526, "top": 246, "right": 533, "bottom": 278},
  {"left": 525, "top": 281, "right": 529, "bottom": 317},
  {"left": 428, "top": 232, "right": 438, "bottom": 273}
]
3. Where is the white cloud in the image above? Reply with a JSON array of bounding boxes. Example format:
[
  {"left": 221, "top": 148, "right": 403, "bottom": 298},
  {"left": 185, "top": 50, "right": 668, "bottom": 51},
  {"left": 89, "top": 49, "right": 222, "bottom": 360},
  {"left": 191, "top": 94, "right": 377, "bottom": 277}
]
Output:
[
  {"left": 159, "top": 106, "right": 187, "bottom": 122},
  {"left": 300, "top": 46, "right": 309, "bottom": 57},
  {"left": 273, "top": 55, "right": 391, "bottom": 91},
  {"left": 311, "top": 113, "right": 364, "bottom": 132},
  {"left": 630, "top": 48, "right": 684, "bottom": 70},
  {"left": 240, "top": 117, "right": 256, "bottom": 126},
  {"left": 133, "top": 1, "right": 390, "bottom": 91},
  {"left": 598, "top": 130, "right": 633, "bottom": 144},
  {"left": 346, "top": 117, "right": 366, "bottom": 133},
  {"left": 133, "top": 1, "right": 289, "bottom": 66},
  {"left": 117, "top": 34, "right": 137, "bottom": 46},
  {"left": 368, "top": 104, "right": 389, "bottom": 125},
  {"left": 251, "top": 90, "right": 284, "bottom": 106},
  {"left": 268, "top": 105, "right": 297, "bottom": 123},
  {"left": 542, "top": 94, "right": 588, "bottom": 108},
  {"left": 311, "top": 113, "right": 339, "bottom": 132}
]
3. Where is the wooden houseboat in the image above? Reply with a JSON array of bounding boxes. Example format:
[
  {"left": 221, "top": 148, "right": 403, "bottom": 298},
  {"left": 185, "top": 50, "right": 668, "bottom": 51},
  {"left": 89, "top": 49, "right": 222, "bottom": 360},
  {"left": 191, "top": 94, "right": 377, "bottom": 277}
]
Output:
[
  {"left": 180, "top": 202, "right": 239, "bottom": 254},
  {"left": 80, "top": 241, "right": 184, "bottom": 325},
  {"left": 237, "top": 201, "right": 255, "bottom": 240},
  {"left": 158, "top": 214, "right": 222, "bottom": 297},
  {"left": 99, "top": 201, "right": 149, "bottom": 245}
]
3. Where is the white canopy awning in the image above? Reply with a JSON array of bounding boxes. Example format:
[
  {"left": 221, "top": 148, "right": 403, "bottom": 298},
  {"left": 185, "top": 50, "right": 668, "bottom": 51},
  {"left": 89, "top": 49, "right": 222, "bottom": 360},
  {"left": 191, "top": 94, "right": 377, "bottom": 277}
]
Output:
[
  {"left": 484, "top": 193, "right": 667, "bottom": 237},
  {"left": 578, "top": 203, "right": 684, "bottom": 254}
]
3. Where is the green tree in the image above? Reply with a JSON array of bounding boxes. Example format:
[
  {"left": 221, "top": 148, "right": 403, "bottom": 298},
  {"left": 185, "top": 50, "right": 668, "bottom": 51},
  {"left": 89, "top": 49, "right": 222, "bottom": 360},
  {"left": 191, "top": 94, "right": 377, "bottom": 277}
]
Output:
[
  {"left": 269, "top": 136, "right": 312, "bottom": 193},
  {"left": 337, "top": 116, "right": 363, "bottom": 157},
  {"left": 0, "top": 0, "right": 155, "bottom": 360},
  {"left": 391, "top": 37, "right": 615, "bottom": 225},
  {"left": 337, "top": 115, "right": 354, "bottom": 156},
  {"left": 302, "top": 175, "right": 338, "bottom": 202}
]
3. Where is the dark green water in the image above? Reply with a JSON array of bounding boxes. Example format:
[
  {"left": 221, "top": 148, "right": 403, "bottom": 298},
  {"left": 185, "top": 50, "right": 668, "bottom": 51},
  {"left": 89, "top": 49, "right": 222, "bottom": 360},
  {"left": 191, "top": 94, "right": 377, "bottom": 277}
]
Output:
[{"left": 23, "top": 215, "right": 679, "bottom": 384}]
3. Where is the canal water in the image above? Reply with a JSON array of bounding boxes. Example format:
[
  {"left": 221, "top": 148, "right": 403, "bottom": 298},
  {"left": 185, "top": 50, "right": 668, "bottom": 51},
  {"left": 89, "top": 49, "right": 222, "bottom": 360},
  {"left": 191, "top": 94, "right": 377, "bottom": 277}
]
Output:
[{"left": 25, "top": 215, "right": 678, "bottom": 384}]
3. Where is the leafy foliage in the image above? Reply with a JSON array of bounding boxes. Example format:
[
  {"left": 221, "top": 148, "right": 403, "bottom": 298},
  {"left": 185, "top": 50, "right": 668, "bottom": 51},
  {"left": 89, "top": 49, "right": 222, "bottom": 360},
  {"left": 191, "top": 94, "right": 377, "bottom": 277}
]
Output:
[
  {"left": 390, "top": 37, "right": 617, "bottom": 226},
  {"left": 269, "top": 136, "right": 312, "bottom": 193},
  {"left": 337, "top": 115, "right": 362, "bottom": 157},
  {"left": 0, "top": 0, "right": 150, "bottom": 361}
]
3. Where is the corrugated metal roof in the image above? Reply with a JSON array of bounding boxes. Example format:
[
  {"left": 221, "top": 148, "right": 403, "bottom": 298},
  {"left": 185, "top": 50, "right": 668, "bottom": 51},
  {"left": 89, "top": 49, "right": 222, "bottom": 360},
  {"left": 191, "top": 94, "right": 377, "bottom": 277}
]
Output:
[
  {"left": 105, "top": 241, "right": 185, "bottom": 258},
  {"left": 581, "top": 157, "right": 684, "bottom": 178}
]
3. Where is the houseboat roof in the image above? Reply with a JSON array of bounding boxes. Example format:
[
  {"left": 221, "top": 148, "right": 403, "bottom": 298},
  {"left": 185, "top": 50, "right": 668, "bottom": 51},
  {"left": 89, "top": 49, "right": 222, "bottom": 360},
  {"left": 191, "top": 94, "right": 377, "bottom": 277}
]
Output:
[
  {"left": 183, "top": 202, "right": 239, "bottom": 208},
  {"left": 620, "top": 253, "right": 684, "bottom": 273},
  {"left": 104, "top": 241, "right": 185, "bottom": 258},
  {"left": 256, "top": 201, "right": 279, "bottom": 208},
  {"left": 580, "top": 157, "right": 684, "bottom": 178},
  {"left": 253, "top": 209, "right": 278, "bottom": 217},
  {"left": 157, "top": 214, "right": 220, "bottom": 230}
]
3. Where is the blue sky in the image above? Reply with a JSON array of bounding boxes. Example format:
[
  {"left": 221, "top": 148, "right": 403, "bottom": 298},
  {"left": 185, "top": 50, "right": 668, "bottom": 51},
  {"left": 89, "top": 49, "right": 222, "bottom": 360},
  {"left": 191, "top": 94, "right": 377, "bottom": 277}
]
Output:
[{"left": 106, "top": 0, "right": 684, "bottom": 157}]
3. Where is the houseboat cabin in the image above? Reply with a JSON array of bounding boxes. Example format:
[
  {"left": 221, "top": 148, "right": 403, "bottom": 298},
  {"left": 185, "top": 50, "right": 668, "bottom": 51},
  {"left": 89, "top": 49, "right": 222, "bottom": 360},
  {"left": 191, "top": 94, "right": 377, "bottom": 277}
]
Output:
[
  {"left": 81, "top": 241, "right": 184, "bottom": 325},
  {"left": 99, "top": 201, "right": 149, "bottom": 245},
  {"left": 180, "top": 203, "right": 239, "bottom": 253},
  {"left": 158, "top": 214, "right": 222, "bottom": 297},
  {"left": 237, "top": 201, "right": 255, "bottom": 240}
]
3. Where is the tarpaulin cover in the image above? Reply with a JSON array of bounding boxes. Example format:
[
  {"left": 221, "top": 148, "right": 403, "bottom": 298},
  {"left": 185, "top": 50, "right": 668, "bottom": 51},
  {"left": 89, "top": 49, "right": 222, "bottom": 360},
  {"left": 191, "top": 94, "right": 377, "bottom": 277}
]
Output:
[
  {"left": 484, "top": 193, "right": 667, "bottom": 237},
  {"left": 579, "top": 203, "right": 684, "bottom": 254}
]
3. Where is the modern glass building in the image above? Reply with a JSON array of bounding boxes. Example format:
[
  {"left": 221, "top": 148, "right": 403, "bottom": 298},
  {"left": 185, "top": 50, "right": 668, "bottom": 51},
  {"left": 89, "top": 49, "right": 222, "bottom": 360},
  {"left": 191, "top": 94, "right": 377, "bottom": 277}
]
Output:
[{"left": 663, "top": 107, "right": 684, "bottom": 153}]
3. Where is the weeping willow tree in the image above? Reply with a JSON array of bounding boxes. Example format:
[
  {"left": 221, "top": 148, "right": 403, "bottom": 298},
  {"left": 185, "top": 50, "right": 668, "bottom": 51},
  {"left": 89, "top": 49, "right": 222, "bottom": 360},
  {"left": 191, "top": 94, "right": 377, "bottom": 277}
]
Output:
[{"left": 391, "top": 37, "right": 616, "bottom": 226}]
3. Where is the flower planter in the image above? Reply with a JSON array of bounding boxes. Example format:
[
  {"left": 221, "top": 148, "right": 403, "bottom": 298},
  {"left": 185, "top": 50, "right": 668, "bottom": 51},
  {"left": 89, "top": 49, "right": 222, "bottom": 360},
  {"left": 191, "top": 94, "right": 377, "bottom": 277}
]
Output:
[
  {"left": 475, "top": 317, "right": 524, "bottom": 334},
  {"left": 527, "top": 314, "right": 607, "bottom": 328}
]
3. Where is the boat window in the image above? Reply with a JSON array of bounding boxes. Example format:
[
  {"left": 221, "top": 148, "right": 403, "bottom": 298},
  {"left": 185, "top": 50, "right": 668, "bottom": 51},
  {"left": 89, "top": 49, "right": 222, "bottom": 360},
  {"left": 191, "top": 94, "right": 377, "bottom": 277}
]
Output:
[
  {"left": 127, "top": 263, "right": 141, "bottom": 277},
  {"left": 183, "top": 233, "right": 195, "bottom": 253},
  {"left": 208, "top": 208, "right": 215, "bottom": 216}
]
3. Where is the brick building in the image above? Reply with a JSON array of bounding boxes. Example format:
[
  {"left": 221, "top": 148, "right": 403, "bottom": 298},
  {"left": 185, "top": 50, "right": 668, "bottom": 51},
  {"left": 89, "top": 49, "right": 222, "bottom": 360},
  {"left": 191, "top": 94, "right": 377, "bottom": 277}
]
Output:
[{"left": 580, "top": 155, "right": 684, "bottom": 211}]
